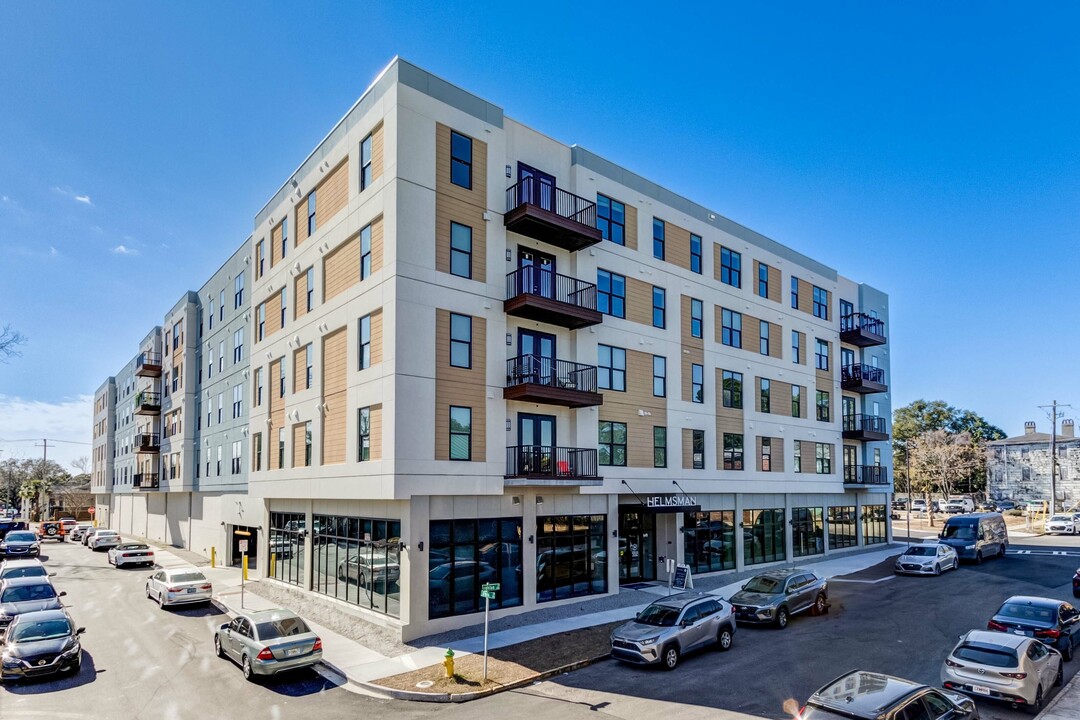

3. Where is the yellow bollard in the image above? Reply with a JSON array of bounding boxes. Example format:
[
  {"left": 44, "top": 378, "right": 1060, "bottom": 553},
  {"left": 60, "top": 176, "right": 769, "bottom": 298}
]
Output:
[
  {"left": 270, "top": 552, "right": 276, "bottom": 578},
  {"left": 443, "top": 648, "right": 455, "bottom": 678},
  {"left": 210, "top": 546, "right": 216, "bottom": 568},
  {"left": 242, "top": 554, "right": 248, "bottom": 581}
]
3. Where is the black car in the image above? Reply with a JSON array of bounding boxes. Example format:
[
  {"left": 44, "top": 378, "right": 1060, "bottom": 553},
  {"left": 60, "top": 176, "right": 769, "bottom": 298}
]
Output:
[
  {"left": 0, "top": 577, "right": 65, "bottom": 635},
  {"left": 1073, "top": 568, "right": 1080, "bottom": 599},
  {"left": 0, "top": 531, "right": 40, "bottom": 559},
  {"left": 988, "top": 595, "right": 1080, "bottom": 661},
  {"left": 800, "top": 670, "right": 977, "bottom": 720},
  {"left": 0, "top": 609, "right": 83, "bottom": 681}
]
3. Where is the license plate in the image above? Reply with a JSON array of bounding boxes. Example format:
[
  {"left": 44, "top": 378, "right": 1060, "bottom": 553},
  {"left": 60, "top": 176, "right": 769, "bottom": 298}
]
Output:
[
  {"left": 971, "top": 685, "right": 991, "bottom": 696},
  {"left": 187, "top": 588, "right": 196, "bottom": 594},
  {"left": 286, "top": 647, "right": 303, "bottom": 657},
  {"left": 1013, "top": 629, "right": 1032, "bottom": 636}
]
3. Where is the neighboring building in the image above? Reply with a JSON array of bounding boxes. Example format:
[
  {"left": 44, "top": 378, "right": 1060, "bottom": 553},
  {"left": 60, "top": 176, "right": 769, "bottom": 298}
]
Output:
[
  {"left": 91, "top": 376, "right": 115, "bottom": 518},
  {"left": 987, "top": 420, "right": 1080, "bottom": 507},
  {"left": 93, "top": 58, "right": 893, "bottom": 641}
]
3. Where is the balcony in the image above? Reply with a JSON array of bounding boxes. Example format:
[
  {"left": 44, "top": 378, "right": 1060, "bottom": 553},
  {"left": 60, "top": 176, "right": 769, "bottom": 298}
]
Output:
[
  {"left": 840, "top": 313, "right": 887, "bottom": 347},
  {"left": 134, "top": 472, "right": 159, "bottom": 490},
  {"left": 503, "top": 355, "right": 603, "bottom": 408},
  {"left": 843, "top": 465, "right": 890, "bottom": 487},
  {"left": 842, "top": 414, "right": 890, "bottom": 442},
  {"left": 504, "top": 179, "right": 602, "bottom": 252},
  {"left": 135, "top": 433, "right": 161, "bottom": 453},
  {"left": 136, "top": 351, "right": 163, "bottom": 377},
  {"left": 134, "top": 391, "right": 162, "bottom": 415},
  {"left": 505, "top": 268, "right": 602, "bottom": 330},
  {"left": 840, "top": 364, "right": 888, "bottom": 394},
  {"left": 504, "top": 446, "right": 602, "bottom": 486}
]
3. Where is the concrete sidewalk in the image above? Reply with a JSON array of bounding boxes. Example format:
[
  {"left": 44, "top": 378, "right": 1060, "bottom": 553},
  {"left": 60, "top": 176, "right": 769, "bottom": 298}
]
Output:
[{"left": 1039, "top": 671, "right": 1080, "bottom": 720}]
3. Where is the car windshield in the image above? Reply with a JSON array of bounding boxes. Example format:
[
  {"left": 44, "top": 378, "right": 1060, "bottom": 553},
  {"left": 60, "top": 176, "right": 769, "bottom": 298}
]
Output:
[
  {"left": 256, "top": 616, "right": 309, "bottom": 639},
  {"left": 953, "top": 645, "right": 1019, "bottom": 667},
  {"left": 742, "top": 576, "right": 782, "bottom": 593},
  {"left": 1051, "top": 515, "right": 1072, "bottom": 522},
  {"left": 2, "top": 566, "right": 47, "bottom": 579},
  {"left": 635, "top": 604, "right": 682, "bottom": 627},
  {"left": 941, "top": 525, "right": 976, "bottom": 540},
  {"left": 904, "top": 546, "right": 937, "bottom": 557},
  {"left": 998, "top": 603, "right": 1057, "bottom": 623},
  {"left": 117, "top": 544, "right": 148, "bottom": 550},
  {"left": 10, "top": 618, "right": 71, "bottom": 642},
  {"left": 5, "top": 532, "right": 35, "bottom": 542},
  {"left": 169, "top": 572, "right": 206, "bottom": 584},
  {"left": 97, "top": 531, "right": 117, "bottom": 536},
  {"left": 1, "top": 584, "right": 57, "bottom": 602}
]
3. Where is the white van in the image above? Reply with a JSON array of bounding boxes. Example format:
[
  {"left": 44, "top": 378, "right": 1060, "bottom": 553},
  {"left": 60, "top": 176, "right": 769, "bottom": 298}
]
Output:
[{"left": 943, "top": 497, "right": 975, "bottom": 514}]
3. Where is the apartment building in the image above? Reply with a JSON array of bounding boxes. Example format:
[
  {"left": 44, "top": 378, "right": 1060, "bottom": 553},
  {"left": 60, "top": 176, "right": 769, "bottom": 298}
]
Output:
[{"left": 987, "top": 420, "right": 1080, "bottom": 508}]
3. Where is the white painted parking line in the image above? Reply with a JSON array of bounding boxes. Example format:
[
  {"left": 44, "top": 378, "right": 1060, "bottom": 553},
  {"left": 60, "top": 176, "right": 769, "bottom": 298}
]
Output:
[
  {"left": 1006, "top": 549, "right": 1080, "bottom": 557},
  {"left": 830, "top": 575, "right": 896, "bottom": 584}
]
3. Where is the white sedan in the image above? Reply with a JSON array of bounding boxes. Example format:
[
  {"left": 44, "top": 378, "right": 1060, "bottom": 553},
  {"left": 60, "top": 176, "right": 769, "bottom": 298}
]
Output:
[
  {"left": 894, "top": 542, "right": 959, "bottom": 575},
  {"left": 108, "top": 542, "right": 155, "bottom": 568},
  {"left": 145, "top": 567, "right": 213, "bottom": 608},
  {"left": 1045, "top": 514, "right": 1078, "bottom": 535},
  {"left": 89, "top": 530, "right": 122, "bottom": 551}
]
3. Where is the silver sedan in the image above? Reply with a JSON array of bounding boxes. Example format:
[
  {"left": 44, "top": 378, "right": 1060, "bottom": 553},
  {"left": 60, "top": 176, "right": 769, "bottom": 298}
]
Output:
[
  {"left": 213, "top": 609, "right": 322, "bottom": 681},
  {"left": 145, "top": 568, "right": 213, "bottom": 608},
  {"left": 894, "top": 542, "right": 959, "bottom": 575}
]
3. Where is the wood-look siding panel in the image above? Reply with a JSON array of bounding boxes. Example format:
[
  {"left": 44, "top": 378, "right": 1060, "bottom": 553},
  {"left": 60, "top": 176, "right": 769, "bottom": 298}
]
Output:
[
  {"left": 682, "top": 428, "right": 694, "bottom": 470},
  {"left": 768, "top": 265, "right": 781, "bottom": 303},
  {"left": 681, "top": 345, "right": 704, "bottom": 403},
  {"left": 270, "top": 223, "right": 282, "bottom": 268},
  {"left": 370, "top": 308, "right": 383, "bottom": 365},
  {"left": 772, "top": 438, "right": 786, "bottom": 473},
  {"left": 435, "top": 194, "right": 486, "bottom": 282},
  {"left": 295, "top": 271, "right": 309, "bottom": 321},
  {"left": 323, "top": 234, "right": 360, "bottom": 302},
  {"left": 625, "top": 203, "right": 638, "bottom": 251},
  {"left": 292, "top": 423, "right": 306, "bottom": 468},
  {"left": 797, "top": 278, "right": 813, "bottom": 316},
  {"left": 435, "top": 123, "right": 487, "bottom": 210},
  {"left": 316, "top": 158, "right": 350, "bottom": 236},
  {"left": 626, "top": 278, "right": 654, "bottom": 327},
  {"left": 666, "top": 221, "right": 692, "bottom": 271},
  {"left": 768, "top": 321, "right": 782, "bottom": 359},
  {"left": 799, "top": 441, "right": 817, "bottom": 474},
  {"left": 297, "top": 195, "right": 311, "bottom": 245},
  {"left": 265, "top": 293, "right": 282, "bottom": 338},
  {"left": 435, "top": 309, "right": 487, "bottom": 461},
  {"left": 371, "top": 123, "right": 384, "bottom": 183},
  {"left": 797, "top": 331, "right": 807, "bottom": 365},
  {"left": 321, "top": 327, "right": 348, "bottom": 465},
  {"left": 371, "top": 216, "right": 384, "bottom": 274},
  {"left": 293, "top": 346, "right": 307, "bottom": 393},
  {"left": 370, "top": 404, "right": 383, "bottom": 460},
  {"left": 322, "top": 327, "right": 348, "bottom": 397},
  {"left": 603, "top": 349, "right": 668, "bottom": 468}
]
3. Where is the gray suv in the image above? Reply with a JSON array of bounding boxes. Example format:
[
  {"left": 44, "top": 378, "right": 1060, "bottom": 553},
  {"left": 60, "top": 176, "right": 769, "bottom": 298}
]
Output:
[
  {"left": 728, "top": 568, "right": 827, "bottom": 628},
  {"left": 610, "top": 591, "right": 735, "bottom": 670}
]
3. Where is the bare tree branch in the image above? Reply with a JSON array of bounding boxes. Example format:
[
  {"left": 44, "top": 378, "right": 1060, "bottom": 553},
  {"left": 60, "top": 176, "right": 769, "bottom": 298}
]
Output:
[{"left": 0, "top": 324, "right": 27, "bottom": 362}]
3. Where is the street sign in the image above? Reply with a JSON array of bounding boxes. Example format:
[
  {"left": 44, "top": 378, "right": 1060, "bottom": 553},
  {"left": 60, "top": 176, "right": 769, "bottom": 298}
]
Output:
[
  {"left": 239, "top": 539, "right": 248, "bottom": 553},
  {"left": 87, "top": 507, "right": 95, "bottom": 516},
  {"left": 480, "top": 582, "right": 499, "bottom": 600},
  {"left": 480, "top": 583, "right": 501, "bottom": 680},
  {"left": 481, "top": 582, "right": 500, "bottom": 592},
  {"left": 480, "top": 589, "right": 495, "bottom": 599}
]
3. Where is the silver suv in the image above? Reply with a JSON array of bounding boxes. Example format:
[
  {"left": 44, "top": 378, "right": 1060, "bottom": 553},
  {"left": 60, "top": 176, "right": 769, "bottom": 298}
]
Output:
[
  {"left": 728, "top": 568, "right": 828, "bottom": 628},
  {"left": 610, "top": 591, "right": 735, "bottom": 670}
]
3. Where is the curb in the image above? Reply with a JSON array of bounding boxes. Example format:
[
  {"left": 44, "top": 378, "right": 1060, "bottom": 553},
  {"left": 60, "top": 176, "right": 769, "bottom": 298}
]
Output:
[
  {"left": 354, "top": 652, "right": 612, "bottom": 702},
  {"left": 1036, "top": 665, "right": 1080, "bottom": 719}
]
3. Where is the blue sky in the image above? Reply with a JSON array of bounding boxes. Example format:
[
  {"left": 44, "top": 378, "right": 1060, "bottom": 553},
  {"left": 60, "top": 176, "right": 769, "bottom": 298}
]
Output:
[{"left": 1, "top": 2, "right": 1078, "bottom": 468}]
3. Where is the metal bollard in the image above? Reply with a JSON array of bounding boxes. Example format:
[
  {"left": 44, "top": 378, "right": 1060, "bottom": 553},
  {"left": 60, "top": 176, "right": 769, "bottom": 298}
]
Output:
[{"left": 210, "top": 546, "right": 216, "bottom": 568}]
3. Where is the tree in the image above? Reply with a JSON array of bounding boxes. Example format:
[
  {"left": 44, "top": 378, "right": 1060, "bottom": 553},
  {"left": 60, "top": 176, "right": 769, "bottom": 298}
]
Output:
[
  {"left": 0, "top": 324, "right": 26, "bottom": 362},
  {"left": 909, "top": 430, "right": 983, "bottom": 526},
  {"left": 1, "top": 458, "right": 73, "bottom": 520}
]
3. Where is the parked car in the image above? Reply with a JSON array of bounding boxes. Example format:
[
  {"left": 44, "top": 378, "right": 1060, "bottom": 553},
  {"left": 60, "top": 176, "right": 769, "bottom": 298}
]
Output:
[
  {"left": 89, "top": 530, "right": 121, "bottom": 551},
  {"left": 943, "top": 629, "right": 1062, "bottom": 714},
  {"left": 0, "top": 608, "right": 84, "bottom": 682},
  {"left": 336, "top": 551, "right": 400, "bottom": 588},
  {"left": 268, "top": 535, "right": 293, "bottom": 559},
  {"left": 428, "top": 561, "right": 496, "bottom": 606},
  {"left": 0, "top": 531, "right": 40, "bottom": 559},
  {"left": 988, "top": 596, "right": 1080, "bottom": 661},
  {"left": 939, "top": 513, "right": 1008, "bottom": 563},
  {"left": 0, "top": 577, "right": 66, "bottom": 635},
  {"left": 609, "top": 591, "right": 734, "bottom": 670},
  {"left": 1073, "top": 568, "right": 1080, "bottom": 599},
  {"left": 1045, "top": 514, "right": 1077, "bottom": 535},
  {"left": 977, "top": 500, "right": 998, "bottom": 512},
  {"left": 108, "top": 542, "right": 155, "bottom": 568},
  {"left": 145, "top": 567, "right": 213, "bottom": 608},
  {"left": 58, "top": 519, "right": 78, "bottom": 536},
  {"left": 0, "top": 560, "right": 51, "bottom": 582},
  {"left": 912, "top": 499, "right": 929, "bottom": 513},
  {"left": 728, "top": 568, "right": 827, "bottom": 628},
  {"left": 213, "top": 609, "right": 322, "bottom": 681},
  {"left": 36, "top": 522, "right": 65, "bottom": 542},
  {"left": 68, "top": 523, "right": 93, "bottom": 542},
  {"left": 996, "top": 500, "right": 1018, "bottom": 512},
  {"left": 943, "top": 497, "right": 976, "bottom": 514},
  {"left": 81, "top": 527, "right": 100, "bottom": 546},
  {"left": 894, "top": 543, "right": 959, "bottom": 576},
  {"left": 0, "top": 517, "right": 28, "bottom": 541},
  {"left": 800, "top": 670, "right": 977, "bottom": 720}
]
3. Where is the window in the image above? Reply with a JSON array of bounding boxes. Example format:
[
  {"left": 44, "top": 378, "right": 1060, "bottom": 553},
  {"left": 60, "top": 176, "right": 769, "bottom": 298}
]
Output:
[
  {"left": 652, "top": 286, "right": 666, "bottom": 328},
  {"left": 281, "top": 217, "right": 288, "bottom": 258},
  {"left": 206, "top": 397, "right": 212, "bottom": 428},
  {"left": 792, "top": 507, "right": 824, "bottom": 557},
  {"left": 760, "top": 321, "right": 769, "bottom": 355},
  {"left": 306, "top": 192, "right": 316, "bottom": 236},
  {"left": 652, "top": 218, "right": 665, "bottom": 260},
  {"left": 360, "top": 133, "right": 373, "bottom": 190},
  {"left": 303, "top": 421, "right": 312, "bottom": 466},
  {"left": 232, "top": 441, "right": 242, "bottom": 474},
  {"left": 234, "top": 272, "right": 244, "bottom": 308},
  {"left": 684, "top": 511, "right": 736, "bottom": 572},
  {"left": 207, "top": 348, "right": 214, "bottom": 379},
  {"left": 357, "top": 407, "right": 370, "bottom": 461},
  {"left": 692, "top": 430, "right": 705, "bottom": 469},
  {"left": 257, "top": 304, "right": 265, "bottom": 342},
  {"left": 232, "top": 384, "right": 242, "bottom": 418},
  {"left": 791, "top": 276, "right": 799, "bottom": 309},
  {"left": 816, "top": 390, "right": 830, "bottom": 422},
  {"left": 450, "top": 130, "right": 472, "bottom": 189},
  {"left": 794, "top": 441, "right": 802, "bottom": 473},
  {"left": 720, "top": 247, "right": 741, "bottom": 288},
  {"left": 598, "top": 345, "right": 626, "bottom": 391},
  {"left": 743, "top": 508, "right": 785, "bottom": 565},
  {"left": 828, "top": 505, "right": 855, "bottom": 549},
  {"left": 722, "top": 370, "right": 743, "bottom": 409},
  {"left": 256, "top": 240, "right": 265, "bottom": 279},
  {"left": 815, "top": 339, "right": 829, "bottom": 370},
  {"left": 792, "top": 386, "right": 802, "bottom": 418},
  {"left": 690, "top": 234, "right": 702, "bottom": 274},
  {"left": 360, "top": 223, "right": 372, "bottom": 280},
  {"left": 255, "top": 368, "right": 263, "bottom": 407},
  {"left": 268, "top": 512, "right": 304, "bottom": 586},
  {"left": 450, "top": 222, "right": 472, "bottom": 279},
  {"left": 278, "top": 428, "right": 285, "bottom": 469},
  {"left": 305, "top": 267, "right": 314, "bottom": 311},
  {"left": 449, "top": 406, "right": 472, "bottom": 460},
  {"left": 304, "top": 344, "right": 312, "bottom": 389},
  {"left": 652, "top": 355, "right": 666, "bottom": 397},
  {"left": 598, "top": 421, "right": 627, "bottom": 466},
  {"left": 653, "top": 427, "right": 667, "bottom": 468},
  {"left": 358, "top": 315, "right": 371, "bottom": 370},
  {"left": 813, "top": 285, "right": 828, "bottom": 319},
  {"left": 724, "top": 433, "right": 744, "bottom": 470},
  {"left": 690, "top": 298, "right": 703, "bottom": 338},
  {"left": 692, "top": 363, "right": 704, "bottom": 403},
  {"left": 278, "top": 358, "right": 285, "bottom": 398},
  {"left": 816, "top": 443, "right": 832, "bottom": 474},
  {"left": 760, "top": 379, "right": 771, "bottom": 413},
  {"left": 597, "top": 269, "right": 626, "bottom": 318},
  {"left": 280, "top": 288, "right": 286, "bottom": 328},
  {"left": 758, "top": 262, "right": 769, "bottom": 298},
  {"left": 449, "top": 313, "right": 472, "bottom": 368},
  {"left": 761, "top": 437, "right": 772, "bottom": 471},
  {"left": 209, "top": 300, "right": 215, "bottom": 330},
  {"left": 219, "top": 290, "right": 225, "bottom": 320},
  {"left": 597, "top": 194, "right": 625, "bottom": 245},
  {"left": 840, "top": 299, "right": 854, "bottom": 321},
  {"left": 233, "top": 328, "right": 243, "bottom": 362},
  {"left": 171, "top": 367, "right": 179, "bottom": 393},
  {"left": 216, "top": 445, "right": 222, "bottom": 476},
  {"left": 792, "top": 330, "right": 801, "bottom": 364},
  {"left": 217, "top": 392, "right": 223, "bottom": 424},
  {"left": 863, "top": 505, "right": 887, "bottom": 545},
  {"left": 218, "top": 340, "right": 224, "bottom": 372},
  {"left": 721, "top": 308, "right": 742, "bottom": 348},
  {"left": 430, "top": 517, "right": 523, "bottom": 617}
]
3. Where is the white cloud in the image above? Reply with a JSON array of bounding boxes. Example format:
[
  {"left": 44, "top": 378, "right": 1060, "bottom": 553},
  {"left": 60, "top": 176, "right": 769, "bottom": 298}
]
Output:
[
  {"left": 0, "top": 394, "right": 93, "bottom": 471},
  {"left": 49, "top": 246, "right": 58, "bottom": 258},
  {"left": 112, "top": 244, "right": 137, "bottom": 256},
  {"left": 53, "top": 186, "right": 93, "bottom": 207},
  {"left": 74, "top": 194, "right": 92, "bottom": 205}
]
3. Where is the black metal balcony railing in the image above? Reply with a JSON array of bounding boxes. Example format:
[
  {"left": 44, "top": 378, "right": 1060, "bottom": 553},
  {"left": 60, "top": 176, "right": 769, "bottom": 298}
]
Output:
[
  {"left": 844, "top": 465, "right": 889, "bottom": 485},
  {"left": 505, "top": 267, "right": 598, "bottom": 311},
  {"left": 506, "top": 178, "right": 598, "bottom": 229},
  {"left": 841, "top": 364, "right": 886, "bottom": 385},
  {"left": 506, "top": 355, "right": 598, "bottom": 394},
  {"left": 842, "top": 414, "right": 888, "bottom": 435},
  {"left": 135, "top": 391, "right": 162, "bottom": 410},
  {"left": 135, "top": 472, "right": 159, "bottom": 489},
  {"left": 135, "top": 433, "right": 160, "bottom": 451},
  {"left": 840, "top": 313, "right": 885, "bottom": 337},
  {"left": 137, "top": 351, "right": 162, "bottom": 368},
  {"left": 505, "top": 445, "right": 599, "bottom": 480}
]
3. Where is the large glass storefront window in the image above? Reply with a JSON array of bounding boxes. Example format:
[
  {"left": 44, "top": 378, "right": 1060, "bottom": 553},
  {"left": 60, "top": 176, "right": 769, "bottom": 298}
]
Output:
[
  {"left": 828, "top": 506, "right": 857, "bottom": 549},
  {"left": 312, "top": 515, "right": 401, "bottom": 617},
  {"left": 743, "top": 508, "right": 785, "bottom": 565},
  {"left": 863, "top": 505, "right": 887, "bottom": 545},
  {"left": 683, "top": 511, "right": 735, "bottom": 573},
  {"left": 429, "top": 518, "right": 523, "bottom": 619},
  {"left": 269, "top": 511, "right": 305, "bottom": 586},
  {"left": 792, "top": 507, "right": 824, "bottom": 557},
  {"left": 537, "top": 515, "right": 607, "bottom": 602}
]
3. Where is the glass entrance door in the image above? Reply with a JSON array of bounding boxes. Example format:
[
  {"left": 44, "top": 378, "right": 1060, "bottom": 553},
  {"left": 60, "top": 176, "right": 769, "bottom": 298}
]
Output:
[
  {"left": 618, "top": 510, "right": 656, "bottom": 583},
  {"left": 518, "top": 247, "right": 556, "bottom": 298},
  {"left": 518, "top": 329, "right": 556, "bottom": 386},
  {"left": 844, "top": 445, "right": 858, "bottom": 482},
  {"left": 517, "top": 413, "right": 556, "bottom": 475}
]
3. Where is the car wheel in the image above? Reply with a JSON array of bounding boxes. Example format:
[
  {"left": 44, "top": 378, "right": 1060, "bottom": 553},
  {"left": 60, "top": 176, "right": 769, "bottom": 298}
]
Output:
[
  {"left": 812, "top": 594, "right": 827, "bottom": 616},
  {"left": 1029, "top": 685, "right": 1043, "bottom": 715},
  {"left": 145, "top": 584, "right": 152, "bottom": 599},
  {"left": 214, "top": 634, "right": 223, "bottom": 659},
  {"left": 662, "top": 644, "right": 679, "bottom": 670},
  {"left": 242, "top": 654, "right": 256, "bottom": 682},
  {"left": 933, "top": 563, "right": 941, "bottom": 576},
  {"left": 1062, "top": 640, "right": 1074, "bottom": 662},
  {"left": 358, "top": 572, "right": 367, "bottom": 589},
  {"left": 999, "top": 544, "right": 1007, "bottom": 558},
  {"left": 952, "top": 558, "right": 959, "bottom": 571},
  {"left": 716, "top": 627, "right": 733, "bottom": 651},
  {"left": 1056, "top": 661, "right": 1064, "bottom": 687},
  {"left": 975, "top": 552, "right": 983, "bottom": 565},
  {"left": 776, "top": 607, "right": 789, "bottom": 629}
]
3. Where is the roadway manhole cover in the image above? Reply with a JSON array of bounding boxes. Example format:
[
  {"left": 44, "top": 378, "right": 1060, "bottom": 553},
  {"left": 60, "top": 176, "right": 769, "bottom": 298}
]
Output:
[{"left": 416, "top": 680, "right": 434, "bottom": 689}]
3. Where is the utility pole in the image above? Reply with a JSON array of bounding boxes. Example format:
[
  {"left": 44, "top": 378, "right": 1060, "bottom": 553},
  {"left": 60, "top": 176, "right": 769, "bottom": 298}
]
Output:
[{"left": 1038, "top": 401, "right": 1071, "bottom": 514}]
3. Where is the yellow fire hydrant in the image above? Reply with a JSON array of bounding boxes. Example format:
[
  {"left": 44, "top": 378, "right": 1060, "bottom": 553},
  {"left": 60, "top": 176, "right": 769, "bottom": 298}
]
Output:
[{"left": 443, "top": 648, "right": 455, "bottom": 678}]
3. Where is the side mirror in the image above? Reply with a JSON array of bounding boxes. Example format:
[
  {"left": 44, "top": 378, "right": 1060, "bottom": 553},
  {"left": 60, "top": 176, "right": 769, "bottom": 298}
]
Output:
[
  {"left": 49, "top": 572, "right": 56, "bottom": 577},
  {"left": 58, "top": 591, "right": 67, "bottom": 597},
  {"left": 76, "top": 627, "right": 85, "bottom": 635},
  {"left": 220, "top": 623, "right": 230, "bottom": 630},
  {"left": 680, "top": 619, "right": 691, "bottom": 627},
  {"left": 741, "top": 583, "right": 748, "bottom": 590}
]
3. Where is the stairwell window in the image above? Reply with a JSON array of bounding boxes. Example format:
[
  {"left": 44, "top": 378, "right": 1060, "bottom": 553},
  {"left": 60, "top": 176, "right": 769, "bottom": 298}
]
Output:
[
  {"left": 654, "top": 427, "right": 667, "bottom": 468},
  {"left": 360, "top": 223, "right": 372, "bottom": 280},
  {"left": 690, "top": 298, "right": 703, "bottom": 338},
  {"left": 450, "top": 131, "right": 472, "bottom": 189},
  {"left": 281, "top": 218, "right": 289, "bottom": 258},
  {"left": 450, "top": 222, "right": 472, "bottom": 279},
  {"left": 652, "top": 286, "right": 666, "bottom": 328},
  {"left": 690, "top": 234, "right": 702, "bottom": 274},
  {"left": 306, "top": 192, "right": 316, "bottom": 236},
  {"left": 449, "top": 406, "right": 472, "bottom": 460},
  {"left": 358, "top": 407, "right": 371, "bottom": 461},
  {"left": 653, "top": 355, "right": 666, "bottom": 397},
  {"left": 449, "top": 313, "right": 471, "bottom": 369},
  {"left": 692, "top": 363, "right": 704, "bottom": 403},
  {"left": 360, "top": 134, "right": 373, "bottom": 191},
  {"left": 359, "top": 315, "right": 372, "bottom": 370}
]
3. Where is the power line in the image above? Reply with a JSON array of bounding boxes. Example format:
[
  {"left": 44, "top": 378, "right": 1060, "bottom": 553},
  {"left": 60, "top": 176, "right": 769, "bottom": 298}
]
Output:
[{"left": 0, "top": 437, "right": 91, "bottom": 446}]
